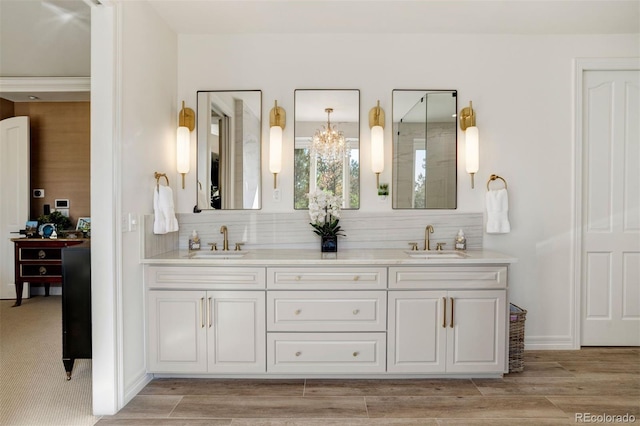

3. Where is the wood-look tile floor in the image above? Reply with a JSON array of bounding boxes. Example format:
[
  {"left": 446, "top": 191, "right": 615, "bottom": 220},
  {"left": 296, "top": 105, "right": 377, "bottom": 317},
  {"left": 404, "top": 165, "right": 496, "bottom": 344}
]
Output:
[{"left": 96, "top": 348, "right": 639, "bottom": 425}]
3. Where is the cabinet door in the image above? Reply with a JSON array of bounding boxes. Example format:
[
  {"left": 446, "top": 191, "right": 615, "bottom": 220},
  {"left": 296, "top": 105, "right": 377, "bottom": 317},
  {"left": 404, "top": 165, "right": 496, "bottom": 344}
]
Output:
[
  {"left": 446, "top": 290, "right": 506, "bottom": 373},
  {"left": 147, "top": 290, "right": 207, "bottom": 373},
  {"left": 387, "top": 290, "right": 447, "bottom": 373},
  {"left": 207, "top": 291, "right": 266, "bottom": 373}
]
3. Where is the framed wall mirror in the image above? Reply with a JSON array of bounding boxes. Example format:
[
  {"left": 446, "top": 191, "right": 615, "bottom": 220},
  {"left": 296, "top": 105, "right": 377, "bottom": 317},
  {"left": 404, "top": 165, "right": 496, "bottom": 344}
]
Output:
[
  {"left": 294, "top": 89, "right": 360, "bottom": 209},
  {"left": 196, "top": 90, "right": 262, "bottom": 210},
  {"left": 392, "top": 90, "right": 457, "bottom": 209}
]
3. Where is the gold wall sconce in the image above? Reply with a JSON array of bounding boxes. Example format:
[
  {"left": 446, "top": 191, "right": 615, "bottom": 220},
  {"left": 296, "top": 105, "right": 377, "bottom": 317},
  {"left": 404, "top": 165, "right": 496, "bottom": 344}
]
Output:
[
  {"left": 269, "top": 100, "right": 285, "bottom": 189},
  {"left": 459, "top": 100, "right": 479, "bottom": 188},
  {"left": 369, "top": 100, "right": 385, "bottom": 189},
  {"left": 177, "top": 100, "right": 195, "bottom": 189}
]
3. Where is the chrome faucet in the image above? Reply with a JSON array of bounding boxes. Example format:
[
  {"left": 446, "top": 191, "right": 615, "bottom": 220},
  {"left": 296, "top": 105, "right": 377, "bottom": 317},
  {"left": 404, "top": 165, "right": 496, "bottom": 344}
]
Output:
[
  {"left": 424, "top": 225, "right": 434, "bottom": 251},
  {"left": 220, "top": 225, "right": 229, "bottom": 251}
]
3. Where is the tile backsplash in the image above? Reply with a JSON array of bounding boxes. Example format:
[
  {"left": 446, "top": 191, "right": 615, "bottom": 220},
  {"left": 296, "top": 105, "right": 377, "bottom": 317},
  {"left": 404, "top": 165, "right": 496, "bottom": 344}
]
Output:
[{"left": 144, "top": 211, "right": 483, "bottom": 256}]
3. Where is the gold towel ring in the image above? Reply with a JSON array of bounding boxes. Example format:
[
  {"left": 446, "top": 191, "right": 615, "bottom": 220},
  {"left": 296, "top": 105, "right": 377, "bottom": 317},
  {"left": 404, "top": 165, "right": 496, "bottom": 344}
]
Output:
[
  {"left": 487, "top": 174, "right": 507, "bottom": 191},
  {"left": 154, "top": 172, "right": 169, "bottom": 191}
]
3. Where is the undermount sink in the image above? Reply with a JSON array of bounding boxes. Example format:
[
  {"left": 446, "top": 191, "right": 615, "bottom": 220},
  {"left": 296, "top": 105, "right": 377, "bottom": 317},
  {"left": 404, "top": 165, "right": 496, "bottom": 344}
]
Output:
[
  {"left": 188, "top": 251, "right": 249, "bottom": 259},
  {"left": 404, "top": 250, "right": 468, "bottom": 259}
]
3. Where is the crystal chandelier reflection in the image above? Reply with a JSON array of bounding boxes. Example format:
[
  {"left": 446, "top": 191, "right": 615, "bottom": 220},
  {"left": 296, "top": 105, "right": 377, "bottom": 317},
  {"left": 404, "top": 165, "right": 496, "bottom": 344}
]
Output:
[{"left": 310, "top": 108, "right": 347, "bottom": 163}]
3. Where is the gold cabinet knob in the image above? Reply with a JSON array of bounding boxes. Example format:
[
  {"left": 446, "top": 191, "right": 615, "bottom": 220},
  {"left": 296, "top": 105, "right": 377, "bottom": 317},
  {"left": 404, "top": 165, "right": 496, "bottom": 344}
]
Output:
[
  {"left": 295, "top": 351, "right": 302, "bottom": 357},
  {"left": 38, "top": 250, "right": 46, "bottom": 259},
  {"left": 353, "top": 275, "right": 360, "bottom": 281},
  {"left": 353, "top": 351, "right": 359, "bottom": 357},
  {"left": 352, "top": 309, "right": 360, "bottom": 315},
  {"left": 294, "top": 309, "right": 301, "bottom": 315},
  {"left": 39, "top": 266, "right": 47, "bottom": 275},
  {"left": 295, "top": 276, "right": 301, "bottom": 281}
]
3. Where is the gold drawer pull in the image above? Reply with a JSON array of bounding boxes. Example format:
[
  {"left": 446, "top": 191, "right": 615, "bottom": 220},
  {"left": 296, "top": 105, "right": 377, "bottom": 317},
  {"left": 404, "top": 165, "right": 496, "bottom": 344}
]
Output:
[
  {"left": 295, "top": 351, "right": 302, "bottom": 357},
  {"left": 353, "top": 275, "right": 360, "bottom": 281},
  {"left": 294, "top": 309, "right": 301, "bottom": 315},
  {"left": 38, "top": 250, "right": 46, "bottom": 259},
  {"left": 450, "top": 297, "right": 455, "bottom": 328},
  {"left": 200, "top": 297, "right": 205, "bottom": 328},
  {"left": 352, "top": 309, "right": 360, "bottom": 315},
  {"left": 442, "top": 297, "right": 447, "bottom": 328},
  {"left": 353, "top": 351, "right": 359, "bottom": 357},
  {"left": 295, "top": 276, "right": 301, "bottom": 281},
  {"left": 39, "top": 266, "right": 47, "bottom": 275}
]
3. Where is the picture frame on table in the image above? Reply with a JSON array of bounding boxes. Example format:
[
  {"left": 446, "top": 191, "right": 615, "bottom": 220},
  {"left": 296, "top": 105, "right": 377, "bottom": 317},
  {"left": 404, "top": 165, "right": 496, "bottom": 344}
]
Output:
[{"left": 76, "top": 217, "right": 91, "bottom": 232}]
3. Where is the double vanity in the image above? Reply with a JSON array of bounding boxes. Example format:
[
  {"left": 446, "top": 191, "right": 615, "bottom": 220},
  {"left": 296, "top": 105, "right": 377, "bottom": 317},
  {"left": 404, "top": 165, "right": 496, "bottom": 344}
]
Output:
[{"left": 143, "top": 248, "right": 515, "bottom": 378}]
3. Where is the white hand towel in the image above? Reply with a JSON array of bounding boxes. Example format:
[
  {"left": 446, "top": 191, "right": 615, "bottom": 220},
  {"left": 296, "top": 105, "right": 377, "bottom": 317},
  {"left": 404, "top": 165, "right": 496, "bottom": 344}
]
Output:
[
  {"left": 486, "top": 188, "right": 511, "bottom": 234},
  {"left": 153, "top": 185, "right": 179, "bottom": 234}
]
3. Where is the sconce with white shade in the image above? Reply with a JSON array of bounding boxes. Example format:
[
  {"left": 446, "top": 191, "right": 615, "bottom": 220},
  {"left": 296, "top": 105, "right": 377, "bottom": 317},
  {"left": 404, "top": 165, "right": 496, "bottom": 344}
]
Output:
[
  {"left": 269, "top": 100, "right": 285, "bottom": 189},
  {"left": 369, "top": 100, "right": 385, "bottom": 189},
  {"left": 177, "top": 100, "right": 195, "bottom": 189},
  {"left": 459, "top": 101, "right": 479, "bottom": 188}
]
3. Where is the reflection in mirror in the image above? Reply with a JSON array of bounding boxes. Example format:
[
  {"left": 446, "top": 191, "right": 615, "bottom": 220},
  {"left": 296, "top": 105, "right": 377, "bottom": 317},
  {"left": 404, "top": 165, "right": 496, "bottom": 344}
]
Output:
[
  {"left": 294, "top": 89, "right": 360, "bottom": 209},
  {"left": 392, "top": 90, "right": 457, "bottom": 209},
  {"left": 196, "top": 90, "right": 262, "bottom": 210}
]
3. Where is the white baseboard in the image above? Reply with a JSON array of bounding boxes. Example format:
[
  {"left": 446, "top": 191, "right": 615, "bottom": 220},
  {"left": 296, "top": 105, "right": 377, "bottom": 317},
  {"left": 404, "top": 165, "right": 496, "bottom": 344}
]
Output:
[
  {"left": 30, "top": 287, "right": 62, "bottom": 296},
  {"left": 123, "top": 371, "right": 153, "bottom": 407},
  {"left": 525, "top": 335, "right": 577, "bottom": 350}
]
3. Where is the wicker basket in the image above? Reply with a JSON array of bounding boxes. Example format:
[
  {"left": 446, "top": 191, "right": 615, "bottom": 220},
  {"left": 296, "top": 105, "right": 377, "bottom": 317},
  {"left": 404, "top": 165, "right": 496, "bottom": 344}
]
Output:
[{"left": 509, "top": 303, "right": 527, "bottom": 373}]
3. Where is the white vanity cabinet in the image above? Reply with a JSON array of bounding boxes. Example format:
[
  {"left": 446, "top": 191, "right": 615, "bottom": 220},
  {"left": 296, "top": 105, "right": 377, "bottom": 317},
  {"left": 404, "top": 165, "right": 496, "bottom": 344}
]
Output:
[
  {"left": 387, "top": 266, "right": 508, "bottom": 374},
  {"left": 266, "top": 267, "right": 387, "bottom": 373},
  {"left": 143, "top": 258, "right": 513, "bottom": 378},
  {"left": 146, "top": 266, "right": 266, "bottom": 374}
]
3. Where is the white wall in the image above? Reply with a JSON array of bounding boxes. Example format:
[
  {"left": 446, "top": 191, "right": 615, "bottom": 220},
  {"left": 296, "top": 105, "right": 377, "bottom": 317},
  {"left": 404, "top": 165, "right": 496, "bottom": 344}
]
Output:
[
  {"left": 177, "top": 33, "right": 639, "bottom": 349},
  {"left": 91, "top": 0, "right": 177, "bottom": 414},
  {"left": 120, "top": 1, "right": 178, "bottom": 403}
]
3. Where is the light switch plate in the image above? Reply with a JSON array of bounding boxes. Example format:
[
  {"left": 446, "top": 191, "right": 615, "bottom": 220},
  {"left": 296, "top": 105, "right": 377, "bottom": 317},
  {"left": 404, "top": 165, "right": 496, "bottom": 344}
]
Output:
[{"left": 128, "top": 213, "right": 138, "bottom": 232}]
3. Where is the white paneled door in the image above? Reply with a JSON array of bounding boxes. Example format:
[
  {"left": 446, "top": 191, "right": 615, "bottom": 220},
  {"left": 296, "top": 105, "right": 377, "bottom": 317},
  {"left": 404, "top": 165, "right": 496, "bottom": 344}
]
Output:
[
  {"left": 0, "top": 117, "right": 30, "bottom": 301},
  {"left": 581, "top": 69, "right": 640, "bottom": 346}
]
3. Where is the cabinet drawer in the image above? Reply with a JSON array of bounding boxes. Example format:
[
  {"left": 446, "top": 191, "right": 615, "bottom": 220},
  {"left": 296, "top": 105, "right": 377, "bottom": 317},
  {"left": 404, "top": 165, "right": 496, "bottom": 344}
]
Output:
[
  {"left": 20, "top": 264, "right": 62, "bottom": 278},
  {"left": 267, "top": 332, "right": 386, "bottom": 373},
  {"left": 19, "top": 248, "right": 62, "bottom": 261},
  {"left": 146, "top": 266, "right": 265, "bottom": 290},
  {"left": 267, "top": 291, "right": 386, "bottom": 332},
  {"left": 389, "top": 266, "right": 507, "bottom": 289},
  {"left": 267, "top": 267, "right": 387, "bottom": 290}
]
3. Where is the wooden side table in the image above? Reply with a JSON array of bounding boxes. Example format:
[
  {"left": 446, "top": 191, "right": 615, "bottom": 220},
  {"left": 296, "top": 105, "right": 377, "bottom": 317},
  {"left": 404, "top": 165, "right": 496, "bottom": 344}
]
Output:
[{"left": 11, "top": 238, "right": 86, "bottom": 307}]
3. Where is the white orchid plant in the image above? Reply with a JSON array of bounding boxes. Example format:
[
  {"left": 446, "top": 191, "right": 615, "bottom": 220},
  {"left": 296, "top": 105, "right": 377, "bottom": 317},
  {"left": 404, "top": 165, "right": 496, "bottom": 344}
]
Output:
[{"left": 307, "top": 190, "right": 346, "bottom": 237}]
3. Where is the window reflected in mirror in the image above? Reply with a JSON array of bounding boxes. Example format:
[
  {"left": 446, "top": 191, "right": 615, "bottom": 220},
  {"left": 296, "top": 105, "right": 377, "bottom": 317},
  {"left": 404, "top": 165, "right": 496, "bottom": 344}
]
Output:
[
  {"left": 196, "top": 90, "right": 262, "bottom": 210},
  {"left": 392, "top": 90, "right": 457, "bottom": 209},
  {"left": 294, "top": 89, "right": 360, "bottom": 209}
]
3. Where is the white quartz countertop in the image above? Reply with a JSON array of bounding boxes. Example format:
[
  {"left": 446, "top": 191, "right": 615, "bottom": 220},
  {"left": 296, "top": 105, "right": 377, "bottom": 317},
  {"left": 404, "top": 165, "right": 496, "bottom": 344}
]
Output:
[{"left": 142, "top": 248, "right": 517, "bottom": 266}]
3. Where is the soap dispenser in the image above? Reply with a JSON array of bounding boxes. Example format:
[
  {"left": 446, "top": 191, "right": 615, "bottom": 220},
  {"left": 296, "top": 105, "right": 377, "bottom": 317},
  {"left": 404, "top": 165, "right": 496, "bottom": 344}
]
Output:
[
  {"left": 455, "top": 229, "right": 466, "bottom": 251},
  {"left": 189, "top": 230, "right": 201, "bottom": 250}
]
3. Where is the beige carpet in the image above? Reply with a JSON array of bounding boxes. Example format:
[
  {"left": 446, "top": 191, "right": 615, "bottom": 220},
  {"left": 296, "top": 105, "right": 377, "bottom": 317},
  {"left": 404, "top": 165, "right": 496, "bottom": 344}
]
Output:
[{"left": 0, "top": 296, "right": 98, "bottom": 426}]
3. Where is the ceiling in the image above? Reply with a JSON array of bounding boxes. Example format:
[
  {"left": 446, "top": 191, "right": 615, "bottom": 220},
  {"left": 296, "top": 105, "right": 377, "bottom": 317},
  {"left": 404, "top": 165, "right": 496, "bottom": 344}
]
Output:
[
  {"left": 148, "top": 0, "right": 640, "bottom": 36},
  {"left": 1, "top": 0, "right": 638, "bottom": 102}
]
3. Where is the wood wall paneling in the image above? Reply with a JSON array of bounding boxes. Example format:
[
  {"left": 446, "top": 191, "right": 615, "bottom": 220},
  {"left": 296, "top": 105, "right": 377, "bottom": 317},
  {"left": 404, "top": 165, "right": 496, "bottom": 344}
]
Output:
[
  {"left": 13, "top": 102, "right": 90, "bottom": 224},
  {"left": 0, "top": 98, "right": 15, "bottom": 120}
]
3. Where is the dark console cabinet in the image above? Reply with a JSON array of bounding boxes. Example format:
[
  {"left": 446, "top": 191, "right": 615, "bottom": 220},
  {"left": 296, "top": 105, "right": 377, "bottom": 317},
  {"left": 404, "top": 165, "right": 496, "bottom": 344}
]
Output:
[
  {"left": 61, "top": 245, "right": 92, "bottom": 380},
  {"left": 11, "top": 238, "right": 86, "bottom": 306}
]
